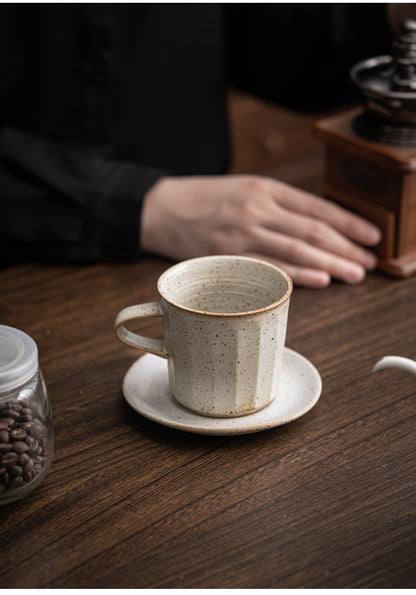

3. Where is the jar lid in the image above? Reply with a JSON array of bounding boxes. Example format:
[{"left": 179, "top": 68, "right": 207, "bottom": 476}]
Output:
[{"left": 0, "top": 325, "right": 39, "bottom": 392}]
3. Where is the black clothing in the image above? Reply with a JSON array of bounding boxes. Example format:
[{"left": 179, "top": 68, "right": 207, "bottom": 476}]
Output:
[{"left": 0, "top": 4, "right": 390, "bottom": 263}]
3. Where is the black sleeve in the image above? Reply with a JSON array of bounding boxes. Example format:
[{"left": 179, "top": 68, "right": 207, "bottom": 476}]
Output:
[
  {"left": 225, "top": 4, "right": 392, "bottom": 111},
  {"left": 0, "top": 128, "right": 167, "bottom": 264}
]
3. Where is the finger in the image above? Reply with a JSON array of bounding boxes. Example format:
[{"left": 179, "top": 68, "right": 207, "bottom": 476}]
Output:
[
  {"left": 245, "top": 251, "right": 332, "bottom": 288},
  {"left": 270, "top": 180, "right": 382, "bottom": 246},
  {"left": 252, "top": 226, "right": 368, "bottom": 285},
  {"left": 263, "top": 205, "right": 378, "bottom": 271}
]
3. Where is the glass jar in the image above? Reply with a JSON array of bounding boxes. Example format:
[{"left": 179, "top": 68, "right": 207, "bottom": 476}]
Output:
[{"left": 0, "top": 325, "right": 54, "bottom": 506}]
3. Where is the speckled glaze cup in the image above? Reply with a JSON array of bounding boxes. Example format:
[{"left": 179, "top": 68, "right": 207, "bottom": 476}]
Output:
[{"left": 115, "top": 256, "right": 292, "bottom": 418}]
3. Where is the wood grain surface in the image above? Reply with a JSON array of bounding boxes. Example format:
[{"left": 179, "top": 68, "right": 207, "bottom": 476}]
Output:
[
  {"left": 0, "top": 258, "right": 415, "bottom": 588},
  {"left": 1, "top": 94, "right": 415, "bottom": 588}
]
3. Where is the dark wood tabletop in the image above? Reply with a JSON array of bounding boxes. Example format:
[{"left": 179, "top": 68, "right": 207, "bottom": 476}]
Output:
[
  {"left": 1, "top": 94, "right": 415, "bottom": 588},
  {"left": 0, "top": 255, "right": 415, "bottom": 588}
]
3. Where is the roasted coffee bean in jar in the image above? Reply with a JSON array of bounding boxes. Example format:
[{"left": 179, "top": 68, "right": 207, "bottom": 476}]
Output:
[{"left": 0, "top": 325, "right": 54, "bottom": 506}]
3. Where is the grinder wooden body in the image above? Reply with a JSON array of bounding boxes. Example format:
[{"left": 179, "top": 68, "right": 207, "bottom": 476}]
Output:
[{"left": 315, "top": 107, "right": 416, "bottom": 277}]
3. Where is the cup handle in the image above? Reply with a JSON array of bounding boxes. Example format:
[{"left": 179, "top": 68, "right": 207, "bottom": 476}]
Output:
[
  {"left": 115, "top": 302, "right": 168, "bottom": 358},
  {"left": 372, "top": 355, "right": 416, "bottom": 375}
]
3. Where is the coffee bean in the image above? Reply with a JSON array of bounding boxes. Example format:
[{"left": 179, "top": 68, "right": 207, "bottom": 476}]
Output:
[
  {"left": 10, "top": 465, "right": 23, "bottom": 476},
  {"left": 33, "top": 454, "right": 44, "bottom": 466},
  {"left": 1, "top": 451, "right": 19, "bottom": 466},
  {"left": 0, "top": 408, "right": 19, "bottom": 419},
  {"left": 9, "top": 475, "right": 24, "bottom": 489},
  {"left": 19, "top": 414, "right": 32, "bottom": 423},
  {"left": 13, "top": 441, "right": 30, "bottom": 454},
  {"left": 19, "top": 453, "right": 31, "bottom": 466},
  {"left": 10, "top": 428, "right": 26, "bottom": 441},
  {"left": 34, "top": 461, "right": 44, "bottom": 473},
  {"left": 0, "top": 443, "right": 12, "bottom": 455},
  {"left": 25, "top": 435, "right": 36, "bottom": 448},
  {"left": 0, "top": 421, "right": 9, "bottom": 431},
  {"left": 24, "top": 458, "right": 34, "bottom": 470},
  {"left": 31, "top": 419, "right": 47, "bottom": 440},
  {"left": 29, "top": 442, "right": 39, "bottom": 455},
  {"left": 24, "top": 469, "right": 34, "bottom": 482},
  {"left": 0, "top": 430, "right": 9, "bottom": 443}
]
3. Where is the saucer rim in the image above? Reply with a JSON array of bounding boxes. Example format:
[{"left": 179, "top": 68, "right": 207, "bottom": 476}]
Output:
[{"left": 122, "top": 347, "right": 322, "bottom": 435}]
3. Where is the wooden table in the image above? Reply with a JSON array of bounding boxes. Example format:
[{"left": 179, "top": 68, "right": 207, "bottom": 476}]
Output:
[{"left": 0, "top": 256, "right": 415, "bottom": 588}]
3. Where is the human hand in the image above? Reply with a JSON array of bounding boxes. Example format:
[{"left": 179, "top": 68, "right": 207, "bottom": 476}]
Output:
[{"left": 141, "top": 175, "right": 381, "bottom": 288}]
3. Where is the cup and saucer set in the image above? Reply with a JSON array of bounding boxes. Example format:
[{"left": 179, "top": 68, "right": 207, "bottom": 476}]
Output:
[{"left": 115, "top": 255, "right": 323, "bottom": 436}]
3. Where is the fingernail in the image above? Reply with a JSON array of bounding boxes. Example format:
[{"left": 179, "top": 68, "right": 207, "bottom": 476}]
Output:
[
  {"left": 364, "top": 252, "right": 378, "bottom": 270},
  {"left": 345, "top": 264, "right": 366, "bottom": 284},
  {"left": 315, "top": 272, "right": 331, "bottom": 288},
  {"left": 367, "top": 225, "right": 382, "bottom": 245}
]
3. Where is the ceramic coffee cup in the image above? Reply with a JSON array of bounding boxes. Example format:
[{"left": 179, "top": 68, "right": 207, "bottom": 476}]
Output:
[{"left": 115, "top": 255, "right": 293, "bottom": 418}]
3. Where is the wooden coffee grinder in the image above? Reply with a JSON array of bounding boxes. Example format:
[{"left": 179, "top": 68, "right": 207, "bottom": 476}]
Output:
[{"left": 315, "top": 19, "right": 416, "bottom": 277}]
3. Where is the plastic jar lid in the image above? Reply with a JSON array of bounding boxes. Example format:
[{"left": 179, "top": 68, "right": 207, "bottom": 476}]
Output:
[{"left": 0, "top": 325, "right": 39, "bottom": 392}]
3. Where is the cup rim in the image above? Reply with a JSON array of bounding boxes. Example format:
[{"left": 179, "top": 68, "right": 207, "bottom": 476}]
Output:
[{"left": 157, "top": 255, "right": 293, "bottom": 317}]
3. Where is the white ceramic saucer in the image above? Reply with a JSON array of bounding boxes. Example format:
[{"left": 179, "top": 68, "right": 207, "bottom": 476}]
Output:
[{"left": 122, "top": 348, "right": 322, "bottom": 435}]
